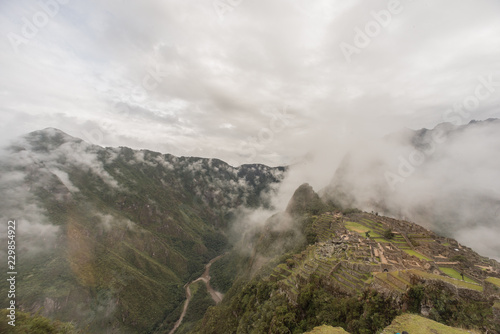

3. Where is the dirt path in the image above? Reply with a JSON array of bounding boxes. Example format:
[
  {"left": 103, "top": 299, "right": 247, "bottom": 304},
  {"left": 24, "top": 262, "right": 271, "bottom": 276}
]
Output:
[
  {"left": 169, "top": 254, "right": 225, "bottom": 334},
  {"left": 377, "top": 243, "right": 388, "bottom": 264}
]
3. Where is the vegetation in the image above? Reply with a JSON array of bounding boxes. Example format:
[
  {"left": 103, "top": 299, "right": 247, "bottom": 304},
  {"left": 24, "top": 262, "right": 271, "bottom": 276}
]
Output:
[
  {"left": 0, "top": 309, "right": 81, "bottom": 334},
  {"left": 0, "top": 129, "right": 286, "bottom": 334},
  {"left": 383, "top": 228, "right": 395, "bottom": 240},
  {"left": 402, "top": 249, "right": 431, "bottom": 261},
  {"left": 486, "top": 277, "right": 500, "bottom": 287},
  {"left": 439, "top": 267, "right": 477, "bottom": 283},
  {"left": 196, "top": 276, "right": 401, "bottom": 334},
  {"left": 404, "top": 284, "right": 497, "bottom": 331},
  {"left": 344, "top": 221, "right": 381, "bottom": 238},
  {"left": 341, "top": 208, "right": 361, "bottom": 215},
  {"left": 209, "top": 252, "right": 243, "bottom": 293},
  {"left": 381, "top": 314, "right": 481, "bottom": 334},
  {"left": 305, "top": 325, "right": 350, "bottom": 333},
  {"left": 176, "top": 282, "right": 216, "bottom": 334},
  {"left": 409, "top": 270, "right": 483, "bottom": 292}
]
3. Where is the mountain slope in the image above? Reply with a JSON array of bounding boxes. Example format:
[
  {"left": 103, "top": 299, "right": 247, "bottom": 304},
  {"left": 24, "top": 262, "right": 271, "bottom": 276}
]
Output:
[
  {"left": 194, "top": 184, "right": 500, "bottom": 334},
  {"left": 0, "top": 128, "right": 286, "bottom": 333},
  {"left": 307, "top": 314, "right": 481, "bottom": 334}
]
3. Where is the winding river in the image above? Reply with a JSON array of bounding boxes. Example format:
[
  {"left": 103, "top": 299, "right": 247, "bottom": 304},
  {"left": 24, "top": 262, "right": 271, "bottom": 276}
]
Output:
[{"left": 169, "top": 254, "right": 225, "bottom": 334}]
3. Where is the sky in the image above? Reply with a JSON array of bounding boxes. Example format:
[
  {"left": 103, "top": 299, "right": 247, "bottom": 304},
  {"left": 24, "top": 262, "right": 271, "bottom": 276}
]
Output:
[{"left": 1, "top": 0, "right": 500, "bottom": 171}]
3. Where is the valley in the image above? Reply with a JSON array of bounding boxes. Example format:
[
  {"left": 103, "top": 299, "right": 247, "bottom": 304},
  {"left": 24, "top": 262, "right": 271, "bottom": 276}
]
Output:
[
  {"left": 0, "top": 128, "right": 285, "bottom": 333},
  {"left": 170, "top": 254, "right": 225, "bottom": 334}
]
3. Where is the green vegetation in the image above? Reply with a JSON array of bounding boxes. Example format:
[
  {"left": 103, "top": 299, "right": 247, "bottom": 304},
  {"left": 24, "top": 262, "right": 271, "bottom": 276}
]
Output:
[
  {"left": 341, "top": 208, "right": 361, "bottom": 215},
  {"left": 383, "top": 229, "right": 395, "bottom": 240},
  {"left": 0, "top": 309, "right": 81, "bottom": 334},
  {"left": 403, "top": 249, "right": 431, "bottom": 261},
  {"left": 197, "top": 276, "right": 400, "bottom": 333},
  {"left": 409, "top": 270, "right": 483, "bottom": 292},
  {"left": 439, "top": 267, "right": 477, "bottom": 283},
  {"left": 403, "top": 283, "right": 495, "bottom": 331},
  {"left": 373, "top": 238, "right": 390, "bottom": 243},
  {"left": 0, "top": 130, "right": 286, "bottom": 334},
  {"left": 485, "top": 276, "right": 500, "bottom": 287},
  {"left": 305, "top": 325, "right": 350, "bottom": 333},
  {"left": 381, "top": 313, "right": 481, "bottom": 334},
  {"left": 209, "top": 253, "right": 241, "bottom": 293},
  {"left": 285, "top": 183, "right": 328, "bottom": 215},
  {"left": 344, "top": 221, "right": 381, "bottom": 238},
  {"left": 176, "top": 282, "right": 216, "bottom": 334}
]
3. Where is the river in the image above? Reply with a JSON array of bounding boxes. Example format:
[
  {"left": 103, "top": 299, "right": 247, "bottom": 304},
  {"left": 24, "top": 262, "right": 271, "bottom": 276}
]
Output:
[{"left": 168, "top": 254, "right": 225, "bottom": 334}]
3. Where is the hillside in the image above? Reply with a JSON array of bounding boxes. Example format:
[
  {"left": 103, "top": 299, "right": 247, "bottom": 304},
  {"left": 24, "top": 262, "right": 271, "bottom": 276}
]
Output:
[
  {"left": 194, "top": 185, "right": 500, "bottom": 333},
  {"left": 0, "top": 128, "right": 285, "bottom": 333},
  {"left": 306, "top": 314, "right": 481, "bottom": 334}
]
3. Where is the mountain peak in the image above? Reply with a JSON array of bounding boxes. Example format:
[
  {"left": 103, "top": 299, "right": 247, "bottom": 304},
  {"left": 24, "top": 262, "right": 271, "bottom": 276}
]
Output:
[
  {"left": 21, "top": 127, "right": 82, "bottom": 152},
  {"left": 285, "top": 183, "right": 322, "bottom": 215}
]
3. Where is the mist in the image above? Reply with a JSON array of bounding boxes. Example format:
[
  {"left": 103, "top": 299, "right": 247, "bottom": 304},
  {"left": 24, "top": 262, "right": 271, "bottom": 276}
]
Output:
[{"left": 320, "top": 119, "right": 500, "bottom": 260}]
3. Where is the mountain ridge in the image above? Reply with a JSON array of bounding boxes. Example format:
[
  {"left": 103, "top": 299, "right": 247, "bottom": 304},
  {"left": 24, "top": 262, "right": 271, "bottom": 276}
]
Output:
[{"left": 0, "top": 127, "right": 287, "bottom": 333}]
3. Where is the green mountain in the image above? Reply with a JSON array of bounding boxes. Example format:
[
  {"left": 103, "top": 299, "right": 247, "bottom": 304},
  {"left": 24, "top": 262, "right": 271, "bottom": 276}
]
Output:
[
  {"left": 0, "top": 128, "right": 285, "bottom": 333},
  {"left": 194, "top": 185, "right": 500, "bottom": 334},
  {"left": 3, "top": 127, "right": 500, "bottom": 334}
]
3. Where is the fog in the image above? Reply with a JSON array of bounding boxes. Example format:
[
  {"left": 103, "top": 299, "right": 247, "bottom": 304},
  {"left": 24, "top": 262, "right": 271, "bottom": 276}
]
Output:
[
  {"left": 2, "top": 1, "right": 500, "bottom": 264},
  {"left": 2, "top": 1, "right": 500, "bottom": 166}
]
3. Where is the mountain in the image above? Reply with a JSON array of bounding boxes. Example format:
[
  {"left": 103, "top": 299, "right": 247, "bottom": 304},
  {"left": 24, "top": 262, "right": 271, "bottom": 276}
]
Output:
[
  {"left": 194, "top": 185, "right": 500, "bottom": 333},
  {"left": 0, "top": 128, "right": 286, "bottom": 333},
  {"left": 3, "top": 126, "right": 500, "bottom": 334},
  {"left": 322, "top": 118, "right": 500, "bottom": 260}
]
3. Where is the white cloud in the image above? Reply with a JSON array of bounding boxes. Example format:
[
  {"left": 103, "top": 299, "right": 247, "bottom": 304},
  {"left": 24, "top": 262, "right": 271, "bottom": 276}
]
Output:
[{"left": 1, "top": 1, "right": 499, "bottom": 167}]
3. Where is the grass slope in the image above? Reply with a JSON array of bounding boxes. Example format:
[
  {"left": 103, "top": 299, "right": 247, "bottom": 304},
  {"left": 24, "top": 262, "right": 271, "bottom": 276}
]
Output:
[
  {"left": 381, "top": 314, "right": 481, "bottom": 334},
  {"left": 305, "top": 325, "right": 350, "bottom": 333}
]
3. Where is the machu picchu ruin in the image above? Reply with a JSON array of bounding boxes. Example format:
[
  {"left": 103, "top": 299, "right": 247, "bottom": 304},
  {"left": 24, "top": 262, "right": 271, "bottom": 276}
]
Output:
[{"left": 268, "top": 211, "right": 500, "bottom": 316}]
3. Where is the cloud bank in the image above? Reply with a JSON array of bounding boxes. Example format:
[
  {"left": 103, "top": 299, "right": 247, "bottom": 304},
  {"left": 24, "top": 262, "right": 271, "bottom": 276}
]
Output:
[{"left": 1, "top": 0, "right": 499, "bottom": 169}]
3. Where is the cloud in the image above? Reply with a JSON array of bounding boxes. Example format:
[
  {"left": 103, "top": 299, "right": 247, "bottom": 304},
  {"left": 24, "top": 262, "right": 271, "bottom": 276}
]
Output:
[
  {"left": 0, "top": 162, "right": 61, "bottom": 259},
  {"left": 1, "top": 1, "right": 499, "bottom": 167}
]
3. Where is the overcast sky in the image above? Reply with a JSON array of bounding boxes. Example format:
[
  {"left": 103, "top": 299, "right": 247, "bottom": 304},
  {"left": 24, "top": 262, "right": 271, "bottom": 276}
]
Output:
[{"left": 1, "top": 0, "right": 500, "bottom": 167}]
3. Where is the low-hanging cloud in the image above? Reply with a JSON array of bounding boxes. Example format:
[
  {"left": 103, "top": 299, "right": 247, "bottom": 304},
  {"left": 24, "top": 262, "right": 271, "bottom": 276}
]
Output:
[{"left": 1, "top": 1, "right": 500, "bottom": 167}]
